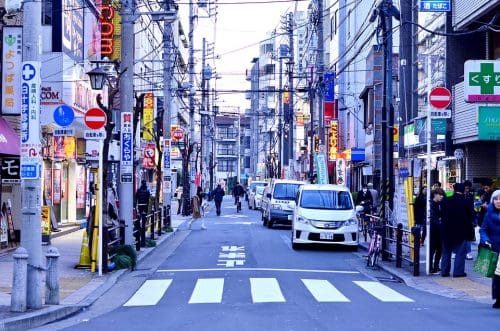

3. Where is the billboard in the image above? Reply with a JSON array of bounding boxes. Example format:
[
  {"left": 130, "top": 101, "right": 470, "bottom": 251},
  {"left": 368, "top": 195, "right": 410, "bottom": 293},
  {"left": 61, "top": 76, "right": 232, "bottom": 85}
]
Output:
[
  {"left": 478, "top": 106, "right": 500, "bottom": 140},
  {"left": 62, "top": 0, "right": 85, "bottom": 61},
  {"left": 143, "top": 93, "right": 154, "bottom": 141}
]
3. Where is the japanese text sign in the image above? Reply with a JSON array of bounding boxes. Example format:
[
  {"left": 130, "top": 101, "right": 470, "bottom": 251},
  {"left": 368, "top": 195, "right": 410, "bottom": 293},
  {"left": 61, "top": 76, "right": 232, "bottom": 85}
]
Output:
[
  {"left": 2, "top": 27, "right": 22, "bottom": 114},
  {"left": 465, "top": 60, "right": 500, "bottom": 103}
]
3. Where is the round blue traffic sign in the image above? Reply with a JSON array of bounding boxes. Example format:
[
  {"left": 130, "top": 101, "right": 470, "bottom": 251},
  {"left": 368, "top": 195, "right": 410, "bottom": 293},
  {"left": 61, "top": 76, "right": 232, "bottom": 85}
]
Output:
[{"left": 53, "top": 104, "right": 75, "bottom": 127}]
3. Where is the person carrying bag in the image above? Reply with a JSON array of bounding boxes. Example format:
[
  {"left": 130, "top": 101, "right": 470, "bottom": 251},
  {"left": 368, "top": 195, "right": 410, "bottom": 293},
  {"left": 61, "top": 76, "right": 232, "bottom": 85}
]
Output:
[
  {"left": 479, "top": 189, "right": 500, "bottom": 309},
  {"left": 474, "top": 245, "right": 499, "bottom": 278}
]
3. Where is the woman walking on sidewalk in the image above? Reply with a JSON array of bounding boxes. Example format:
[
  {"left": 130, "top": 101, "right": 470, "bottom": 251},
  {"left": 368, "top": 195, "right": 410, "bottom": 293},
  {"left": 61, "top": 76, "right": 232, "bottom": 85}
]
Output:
[
  {"left": 479, "top": 189, "right": 500, "bottom": 309},
  {"left": 188, "top": 187, "right": 207, "bottom": 230}
]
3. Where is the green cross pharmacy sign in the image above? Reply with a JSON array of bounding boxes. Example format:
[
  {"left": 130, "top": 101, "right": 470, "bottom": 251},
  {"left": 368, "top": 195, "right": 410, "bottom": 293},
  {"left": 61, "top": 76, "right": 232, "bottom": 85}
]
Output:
[{"left": 464, "top": 60, "right": 500, "bottom": 102}]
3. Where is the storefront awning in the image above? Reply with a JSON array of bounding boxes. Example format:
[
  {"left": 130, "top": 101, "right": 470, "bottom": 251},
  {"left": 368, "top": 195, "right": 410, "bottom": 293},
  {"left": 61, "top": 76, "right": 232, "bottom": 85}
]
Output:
[{"left": 0, "top": 117, "right": 20, "bottom": 156}]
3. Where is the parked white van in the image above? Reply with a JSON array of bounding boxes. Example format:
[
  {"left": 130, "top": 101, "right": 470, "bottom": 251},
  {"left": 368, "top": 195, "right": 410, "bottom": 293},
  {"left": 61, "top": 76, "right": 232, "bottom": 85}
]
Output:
[
  {"left": 289, "top": 184, "right": 358, "bottom": 249},
  {"left": 261, "top": 179, "right": 304, "bottom": 228}
]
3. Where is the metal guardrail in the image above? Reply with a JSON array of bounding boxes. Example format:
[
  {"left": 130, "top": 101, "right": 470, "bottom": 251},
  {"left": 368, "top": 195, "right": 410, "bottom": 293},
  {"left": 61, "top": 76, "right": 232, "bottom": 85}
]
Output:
[
  {"left": 361, "top": 209, "right": 421, "bottom": 276},
  {"left": 133, "top": 208, "right": 163, "bottom": 251}
]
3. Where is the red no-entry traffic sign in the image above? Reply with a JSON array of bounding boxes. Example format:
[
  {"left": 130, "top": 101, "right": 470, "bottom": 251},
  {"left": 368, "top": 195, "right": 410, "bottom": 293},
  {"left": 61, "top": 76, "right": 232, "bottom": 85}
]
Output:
[
  {"left": 429, "top": 87, "right": 452, "bottom": 109},
  {"left": 84, "top": 108, "right": 107, "bottom": 130},
  {"left": 173, "top": 128, "right": 184, "bottom": 140}
]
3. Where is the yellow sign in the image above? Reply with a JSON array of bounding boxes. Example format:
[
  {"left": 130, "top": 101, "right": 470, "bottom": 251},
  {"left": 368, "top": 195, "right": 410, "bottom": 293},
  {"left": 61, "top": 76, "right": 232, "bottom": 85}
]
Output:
[
  {"left": 393, "top": 124, "right": 399, "bottom": 142},
  {"left": 41, "top": 206, "right": 51, "bottom": 236},
  {"left": 143, "top": 93, "right": 154, "bottom": 141},
  {"left": 296, "top": 112, "right": 304, "bottom": 126},
  {"left": 328, "top": 120, "right": 338, "bottom": 161}
]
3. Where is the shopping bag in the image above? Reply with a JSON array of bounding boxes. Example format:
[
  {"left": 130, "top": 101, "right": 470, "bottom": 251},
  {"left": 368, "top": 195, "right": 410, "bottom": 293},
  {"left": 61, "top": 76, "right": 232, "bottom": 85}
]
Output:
[{"left": 473, "top": 246, "right": 499, "bottom": 278}]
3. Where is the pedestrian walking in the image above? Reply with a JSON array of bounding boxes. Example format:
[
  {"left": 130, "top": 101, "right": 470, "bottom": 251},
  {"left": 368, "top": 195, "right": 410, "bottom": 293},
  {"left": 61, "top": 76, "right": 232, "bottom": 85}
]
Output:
[
  {"left": 479, "top": 189, "right": 500, "bottom": 309},
  {"left": 413, "top": 186, "right": 427, "bottom": 245},
  {"left": 367, "top": 183, "right": 378, "bottom": 213},
  {"left": 429, "top": 188, "right": 445, "bottom": 274},
  {"left": 464, "top": 180, "right": 476, "bottom": 260},
  {"left": 107, "top": 182, "right": 119, "bottom": 222},
  {"left": 188, "top": 187, "right": 207, "bottom": 230},
  {"left": 479, "top": 179, "right": 496, "bottom": 227},
  {"left": 212, "top": 184, "right": 225, "bottom": 216},
  {"left": 135, "top": 180, "right": 151, "bottom": 216},
  {"left": 440, "top": 183, "right": 475, "bottom": 278},
  {"left": 176, "top": 186, "right": 183, "bottom": 215}
]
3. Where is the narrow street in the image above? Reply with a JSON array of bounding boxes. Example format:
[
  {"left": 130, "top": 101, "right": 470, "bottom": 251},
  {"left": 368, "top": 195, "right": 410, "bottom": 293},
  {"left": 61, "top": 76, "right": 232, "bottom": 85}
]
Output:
[{"left": 37, "top": 198, "right": 499, "bottom": 331}]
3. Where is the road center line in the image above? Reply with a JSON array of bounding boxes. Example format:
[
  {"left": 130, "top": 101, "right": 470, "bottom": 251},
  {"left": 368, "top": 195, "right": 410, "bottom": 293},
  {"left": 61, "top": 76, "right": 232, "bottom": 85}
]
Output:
[{"left": 156, "top": 267, "right": 359, "bottom": 274}]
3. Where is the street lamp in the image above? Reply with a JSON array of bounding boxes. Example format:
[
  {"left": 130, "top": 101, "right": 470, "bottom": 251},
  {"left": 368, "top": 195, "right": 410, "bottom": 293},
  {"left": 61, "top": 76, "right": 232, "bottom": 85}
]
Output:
[{"left": 87, "top": 67, "right": 107, "bottom": 90}]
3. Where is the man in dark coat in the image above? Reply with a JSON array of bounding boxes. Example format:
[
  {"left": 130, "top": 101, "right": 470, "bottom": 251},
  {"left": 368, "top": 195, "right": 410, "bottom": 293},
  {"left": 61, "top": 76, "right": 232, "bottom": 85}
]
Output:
[
  {"left": 212, "top": 184, "right": 225, "bottom": 216},
  {"left": 440, "top": 183, "right": 475, "bottom": 277},
  {"left": 135, "top": 180, "right": 151, "bottom": 216},
  {"left": 479, "top": 178, "right": 496, "bottom": 227},
  {"left": 355, "top": 184, "right": 373, "bottom": 209}
]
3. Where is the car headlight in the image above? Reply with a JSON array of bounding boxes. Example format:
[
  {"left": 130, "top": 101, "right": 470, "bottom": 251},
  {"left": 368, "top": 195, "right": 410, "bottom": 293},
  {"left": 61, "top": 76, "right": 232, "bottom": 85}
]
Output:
[
  {"left": 346, "top": 218, "right": 358, "bottom": 226},
  {"left": 298, "top": 217, "right": 310, "bottom": 224},
  {"left": 272, "top": 204, "right": 282, "bottom": 210}
]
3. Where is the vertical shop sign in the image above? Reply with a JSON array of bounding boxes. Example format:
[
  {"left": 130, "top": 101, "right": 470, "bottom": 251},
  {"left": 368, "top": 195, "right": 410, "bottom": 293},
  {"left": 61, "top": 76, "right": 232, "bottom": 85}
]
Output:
[
  {"left": 314, "top": 152, "right": 328, "bottom": 184},
  {"left": 120, "top": 112, "right": 133, "bottom": 183},
  {"left": 2, "top": 27, "right": 23, "bottom": 114},
  {"left": 336, "top": 157, "right": 346, "bottom": 186},
  {"left": 328, "top": 120, "right": 338, "bottom": 161},
  {"left": 20, "top": 61, "right": 42, "bottom": 179},
  {"left": 1, "top": 158, "right": 20, "bottom": 183},
  {"left": 324, "top": 72, "right": 336, "bottom": 124},
  {"left": 143, "top": 93, "right": 154, "bottom": 141},
  {"left": 142, "top": 143, "right": 156, "bottom": 169},
  {"left": 76, "top": 165, "right": 86, "bottom": 208},
  {"left": 53, "top": 168, "right": 62, "bottom": 204}
]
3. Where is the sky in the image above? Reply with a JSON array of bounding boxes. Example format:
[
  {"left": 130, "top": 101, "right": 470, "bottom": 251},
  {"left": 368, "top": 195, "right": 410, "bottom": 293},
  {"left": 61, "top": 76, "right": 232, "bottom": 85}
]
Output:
[{"left": 209, "top": 0, "right": 307, "bottom": 112}]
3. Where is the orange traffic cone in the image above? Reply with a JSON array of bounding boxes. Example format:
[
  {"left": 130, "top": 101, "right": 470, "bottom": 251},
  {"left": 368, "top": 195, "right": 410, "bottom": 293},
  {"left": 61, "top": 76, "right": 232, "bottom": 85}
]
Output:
[{"left": 75, "top": 229, "right": 91, "bottom": 269}]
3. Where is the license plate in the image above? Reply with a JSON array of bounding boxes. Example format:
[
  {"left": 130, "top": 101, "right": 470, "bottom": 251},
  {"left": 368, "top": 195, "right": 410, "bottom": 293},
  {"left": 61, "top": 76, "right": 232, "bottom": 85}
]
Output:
[{"left": 320, "top": 232, "right": 334, "bottom": 240}]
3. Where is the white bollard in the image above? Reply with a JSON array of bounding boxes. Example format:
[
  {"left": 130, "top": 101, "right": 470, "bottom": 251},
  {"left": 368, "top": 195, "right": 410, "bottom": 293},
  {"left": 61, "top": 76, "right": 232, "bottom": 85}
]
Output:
[
  {"left": 45, "top": 247, "right": 60, "bottom": 305},
  {"left": 11, "top": 247, "right": 28, "bottom": 312}
]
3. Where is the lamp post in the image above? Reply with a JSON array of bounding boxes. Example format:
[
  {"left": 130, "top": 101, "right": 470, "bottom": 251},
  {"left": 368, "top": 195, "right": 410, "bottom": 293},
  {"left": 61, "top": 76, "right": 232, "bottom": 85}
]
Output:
[{"left": 87, "top": 64, "right": 121, "bottom": 275}]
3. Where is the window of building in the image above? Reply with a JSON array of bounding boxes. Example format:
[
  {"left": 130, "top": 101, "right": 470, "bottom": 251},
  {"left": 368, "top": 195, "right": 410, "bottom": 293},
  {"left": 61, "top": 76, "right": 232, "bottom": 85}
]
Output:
[
  {"left": 218, "top": 127, "right": 236, "bottom": 139},
  {"left": 217, "top": 144, "right": 235, "bottom": 156},
  {"left": 217, "top": 160, "right": 235, "bottom": 172}
]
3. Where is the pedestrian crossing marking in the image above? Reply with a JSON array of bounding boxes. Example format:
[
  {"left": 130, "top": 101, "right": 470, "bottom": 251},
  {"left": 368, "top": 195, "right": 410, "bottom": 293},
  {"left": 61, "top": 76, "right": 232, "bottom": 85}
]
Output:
[
  {"left": 353, "top": 281, "right": 414, "bottom": 302},
  {"left": 124, "top": 279, "right": 172, "bottom": 306},
  {"left": 123, "top": 278, "right": 416, "bottom": 307},
  {"left": 301, "top": 279, "right": 350, "bottom": 302},
  {"left": 189, "top": 278, "right": 224, "bottom": 304},
  {"left": 250, "top": 278, "right": 286, "bottom": 303}
]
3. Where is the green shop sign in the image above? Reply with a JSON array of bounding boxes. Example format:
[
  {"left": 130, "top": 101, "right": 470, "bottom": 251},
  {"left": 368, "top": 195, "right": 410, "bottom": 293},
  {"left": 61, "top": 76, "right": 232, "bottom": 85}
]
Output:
[{"left": 478, "top": 107, "right": 500, "bottom": 140}]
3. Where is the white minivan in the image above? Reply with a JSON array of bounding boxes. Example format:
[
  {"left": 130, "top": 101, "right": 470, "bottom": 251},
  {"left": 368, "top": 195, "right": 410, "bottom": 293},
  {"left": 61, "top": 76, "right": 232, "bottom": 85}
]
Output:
[
  {"left": 289, "top": 184, "right": 358, "bottom": 249},
  {"left": 261, "top": 179, "right": 304, "bottom": 228}
]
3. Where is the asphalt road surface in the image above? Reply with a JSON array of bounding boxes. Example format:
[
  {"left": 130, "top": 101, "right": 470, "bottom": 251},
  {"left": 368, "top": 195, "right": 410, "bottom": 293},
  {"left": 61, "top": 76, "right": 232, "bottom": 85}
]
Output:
[{"left": 39, "top": 198, "right": 499, "bottom": 331}]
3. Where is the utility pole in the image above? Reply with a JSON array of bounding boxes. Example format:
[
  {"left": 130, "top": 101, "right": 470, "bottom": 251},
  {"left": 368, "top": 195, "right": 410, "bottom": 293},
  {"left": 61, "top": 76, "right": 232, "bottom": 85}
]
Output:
[
  {"left": 278, "top": 55, "right": 283, "bottom": 178},
  {"left": 308, "top": 66, "right": 315, "bottom": 182},
  {"left": 201, "top": 38, "right": 207, "bottom": 190},
  {"left": 21, "top": 0, "right": 43, "bottom": 309},
  {"left": 288, "top": 12, "right": 295, "bottom": 176},
  {"left": 119, "top": 0, "right": 135, "bottom": 245},
  {"left": 236, "top": 113, "right": 241, "bottom": 183},
  {"left": 163, "top": 1, "right": 174, "bottom": 228},
  {"left": 185, "top": 0, "right": 195, "bottom": 211},
  {"left": 316, "top": 0, "right": 325, "bottom": 146}
]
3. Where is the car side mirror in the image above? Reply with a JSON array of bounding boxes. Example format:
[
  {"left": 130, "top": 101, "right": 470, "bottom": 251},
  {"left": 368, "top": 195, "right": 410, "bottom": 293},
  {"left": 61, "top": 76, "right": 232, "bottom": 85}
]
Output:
[
  {"left": 355, "top": 205, "right": 364, "bottom": 213},
  {"left": 287, "top": 215, "right": 293, "bottom": 221},
  {"left": 267, "top": 193, "right": 272, "bottom": 198}
]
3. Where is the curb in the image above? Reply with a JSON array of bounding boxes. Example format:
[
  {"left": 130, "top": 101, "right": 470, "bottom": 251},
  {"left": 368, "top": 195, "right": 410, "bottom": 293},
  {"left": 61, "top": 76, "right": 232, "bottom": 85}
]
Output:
[{"left": 0, "top": 228, "right": 179, "bottom": 331}]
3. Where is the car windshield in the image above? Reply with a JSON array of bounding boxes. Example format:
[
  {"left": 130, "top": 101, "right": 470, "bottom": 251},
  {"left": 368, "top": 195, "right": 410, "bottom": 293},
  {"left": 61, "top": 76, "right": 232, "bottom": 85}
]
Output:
[
  {"left": 256, "top": 186, "right": 265, "bottom": 195},
  {"left": 300, "top": 190, "right": 353, "bottom": 210},
  {"left": 251, "top": 182, "right": 266, "bottom": 191},
  {"left": 273, "top": 183, "right": 302, "bottom": 200}
]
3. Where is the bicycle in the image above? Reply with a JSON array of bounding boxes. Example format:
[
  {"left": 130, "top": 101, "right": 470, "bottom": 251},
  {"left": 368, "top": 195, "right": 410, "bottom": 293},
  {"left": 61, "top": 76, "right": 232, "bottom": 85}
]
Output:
[
  {"left": 366, "top": 215, "right": 383, "bottom": 268},
  {"left": 236, "top": 196, "right": 242, "bottom": 213}
]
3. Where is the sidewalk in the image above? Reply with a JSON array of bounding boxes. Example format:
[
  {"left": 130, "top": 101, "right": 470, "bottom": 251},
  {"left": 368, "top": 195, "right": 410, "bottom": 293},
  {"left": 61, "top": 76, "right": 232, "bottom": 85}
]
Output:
[
  {"left": 359, "top": 233, "right": 493, "bottom": 305},
  {"left": 0, "top": 206, "right": 188, "bottom": 331}
]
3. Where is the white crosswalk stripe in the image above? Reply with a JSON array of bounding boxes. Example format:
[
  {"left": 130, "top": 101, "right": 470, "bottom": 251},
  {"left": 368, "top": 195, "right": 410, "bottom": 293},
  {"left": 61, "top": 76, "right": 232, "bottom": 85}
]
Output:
[
  {"left": 250, "top": 278, "right": 286, "bottom": 303},
  {"left": 189, "top": 278, "right": 225, "bottom": 304},
  {"left": 353, "top": 281, "right": 414, "bottom": 302},
  {"left": 124, "top": 279, "right": 173, "bottom": 306},
  {"left": 301, "top": 279, "right": 350, "bottom": 302},
  {"left": 123, "top": 278, "right": 414, "bottom": 306}
]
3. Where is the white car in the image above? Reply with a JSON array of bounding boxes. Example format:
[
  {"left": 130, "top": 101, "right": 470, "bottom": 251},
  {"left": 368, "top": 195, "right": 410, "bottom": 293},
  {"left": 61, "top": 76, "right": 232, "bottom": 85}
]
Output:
[
  {"left": 261, "top": 179, "right": 304, "bottom": 228},
  {"left": 289, "top": 184, "right": 358, "bottom": 249},
  {"left": 248, "top": 186, "right": 265, "bottom": 210}
]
